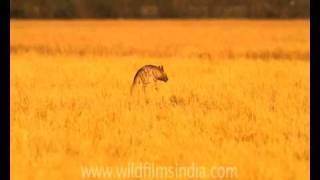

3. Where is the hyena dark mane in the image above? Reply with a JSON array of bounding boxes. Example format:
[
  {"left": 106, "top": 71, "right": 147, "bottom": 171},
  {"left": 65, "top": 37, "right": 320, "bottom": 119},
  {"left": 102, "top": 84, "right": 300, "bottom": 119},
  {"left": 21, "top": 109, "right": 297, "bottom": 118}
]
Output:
[{"left": 130, "top": 65, "right": 168, "bottom": 95}]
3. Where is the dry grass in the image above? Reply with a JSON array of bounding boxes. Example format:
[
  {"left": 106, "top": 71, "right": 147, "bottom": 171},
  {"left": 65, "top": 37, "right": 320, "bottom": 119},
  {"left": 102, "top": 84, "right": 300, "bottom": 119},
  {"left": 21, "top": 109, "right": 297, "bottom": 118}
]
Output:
[{"left": 11, "top": 20, "right": 309, "bottom": 180}]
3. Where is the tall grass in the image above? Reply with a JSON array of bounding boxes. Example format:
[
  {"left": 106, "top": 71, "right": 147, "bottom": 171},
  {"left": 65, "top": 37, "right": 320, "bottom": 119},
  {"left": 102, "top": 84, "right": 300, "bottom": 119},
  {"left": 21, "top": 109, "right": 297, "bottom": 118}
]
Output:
[{"left": 11, "top": 20, "right": 309, "bottom": 180}]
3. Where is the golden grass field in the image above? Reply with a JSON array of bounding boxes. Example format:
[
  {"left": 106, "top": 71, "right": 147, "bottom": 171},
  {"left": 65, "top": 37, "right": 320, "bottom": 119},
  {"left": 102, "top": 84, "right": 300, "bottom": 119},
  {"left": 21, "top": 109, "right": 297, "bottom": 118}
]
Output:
[{"left": 11, "top": 20, "right": 309, "bottom": 180}]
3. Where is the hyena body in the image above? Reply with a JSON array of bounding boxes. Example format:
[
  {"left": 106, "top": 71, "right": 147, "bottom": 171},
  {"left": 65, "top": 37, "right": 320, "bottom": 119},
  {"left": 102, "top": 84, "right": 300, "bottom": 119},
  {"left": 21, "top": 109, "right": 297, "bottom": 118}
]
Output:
[{"left": 130, "top": 65, "right": 168, "bottom": 95}]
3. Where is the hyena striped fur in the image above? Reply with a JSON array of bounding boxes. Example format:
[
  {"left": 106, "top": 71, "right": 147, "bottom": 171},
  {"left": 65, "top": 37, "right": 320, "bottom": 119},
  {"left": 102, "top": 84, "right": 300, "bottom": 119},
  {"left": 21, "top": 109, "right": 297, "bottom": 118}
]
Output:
[{"left": 130, "top": 65, "right": 168, "bottom": 95}]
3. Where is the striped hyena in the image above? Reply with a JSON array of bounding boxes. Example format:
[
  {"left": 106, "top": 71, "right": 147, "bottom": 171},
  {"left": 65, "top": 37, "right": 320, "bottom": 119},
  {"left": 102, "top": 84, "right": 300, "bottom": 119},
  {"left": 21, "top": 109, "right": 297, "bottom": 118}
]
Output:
[{"left": 130, "top": 65, "right": 168, "bottom": 95}]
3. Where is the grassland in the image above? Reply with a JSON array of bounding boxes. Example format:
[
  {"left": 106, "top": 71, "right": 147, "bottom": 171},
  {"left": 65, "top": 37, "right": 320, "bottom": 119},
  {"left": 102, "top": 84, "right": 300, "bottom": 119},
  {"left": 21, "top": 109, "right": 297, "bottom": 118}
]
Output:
[{"left": 11, "top": 20, "right": 309, "bottom": 180}]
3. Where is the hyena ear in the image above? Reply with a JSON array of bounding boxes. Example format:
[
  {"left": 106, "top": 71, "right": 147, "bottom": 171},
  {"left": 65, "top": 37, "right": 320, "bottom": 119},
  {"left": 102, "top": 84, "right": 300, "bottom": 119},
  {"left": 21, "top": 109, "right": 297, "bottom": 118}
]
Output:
[{"left": 159, "top": 65, "right": 164, "bottom": 70}]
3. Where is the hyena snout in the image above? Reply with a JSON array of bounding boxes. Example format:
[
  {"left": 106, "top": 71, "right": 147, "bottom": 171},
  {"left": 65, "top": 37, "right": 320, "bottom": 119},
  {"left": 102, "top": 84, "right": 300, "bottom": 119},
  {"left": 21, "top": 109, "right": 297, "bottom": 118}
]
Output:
[
  {"left": 164, "top": 75, "right": 168, "bottom": 82},
  {"left": 160, "top": 74, "right": 168, "bottom": 82}
]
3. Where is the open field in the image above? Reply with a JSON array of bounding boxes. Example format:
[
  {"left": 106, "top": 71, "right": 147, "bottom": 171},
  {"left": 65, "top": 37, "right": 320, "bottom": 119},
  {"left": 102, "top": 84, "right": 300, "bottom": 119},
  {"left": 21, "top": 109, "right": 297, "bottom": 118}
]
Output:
[{"left": 11, "top": 20, "right": 309, "bottom": 180}]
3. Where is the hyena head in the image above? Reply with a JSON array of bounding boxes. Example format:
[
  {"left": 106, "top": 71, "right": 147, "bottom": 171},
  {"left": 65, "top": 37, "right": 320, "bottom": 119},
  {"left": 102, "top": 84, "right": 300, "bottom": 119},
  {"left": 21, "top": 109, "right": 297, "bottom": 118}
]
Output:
[{"left": 156, "top": 65, "right": 168, "bottom": 82}]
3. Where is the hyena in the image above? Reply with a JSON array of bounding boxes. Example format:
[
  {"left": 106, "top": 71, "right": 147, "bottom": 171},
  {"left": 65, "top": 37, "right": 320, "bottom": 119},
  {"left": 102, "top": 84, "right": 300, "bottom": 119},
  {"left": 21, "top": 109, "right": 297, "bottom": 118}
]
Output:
[{"left": 130, "top": 65, "right": 168, "bottom": 95}]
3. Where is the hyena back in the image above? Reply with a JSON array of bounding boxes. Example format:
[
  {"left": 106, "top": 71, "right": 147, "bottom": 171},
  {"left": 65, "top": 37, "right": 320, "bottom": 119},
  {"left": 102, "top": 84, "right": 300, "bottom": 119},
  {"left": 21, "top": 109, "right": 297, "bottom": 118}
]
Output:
[{"left": 130, "top": 65, "right": 168, "bottom": 95}]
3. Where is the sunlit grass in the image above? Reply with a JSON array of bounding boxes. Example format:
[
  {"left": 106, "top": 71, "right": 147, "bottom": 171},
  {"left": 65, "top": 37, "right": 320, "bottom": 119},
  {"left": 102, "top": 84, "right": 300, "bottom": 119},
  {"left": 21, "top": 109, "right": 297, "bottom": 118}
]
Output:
[{"left": 11, "top": 20, "right": 309, "bottom": 180}]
